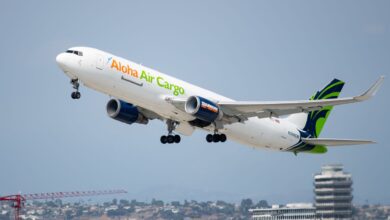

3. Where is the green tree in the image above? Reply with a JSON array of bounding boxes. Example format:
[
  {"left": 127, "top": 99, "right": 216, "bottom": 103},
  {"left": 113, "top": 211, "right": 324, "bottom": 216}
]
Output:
[
  {"left": 119, "top": 199, "right": 130, "bottom": 206},
  {"left": 240, "top": 198, "right": 253, "bottom": 215},
  {"left": 55, "top": 199, "right": 63, "bottom": 207},
  {"left": 131, "top": 199, "right": 146, "bottom": 207},
  {"left": 151, "top": 198, "right": 164, "bottom": 207},
  {"left": 255, "top": 200, "right": 270, "bottom": 208},
  {"left": 46, "top": 200, "right": 58, "bottom": 208},
  {"left": 171, "top": 201, "right": 181, "bottom": 207}
]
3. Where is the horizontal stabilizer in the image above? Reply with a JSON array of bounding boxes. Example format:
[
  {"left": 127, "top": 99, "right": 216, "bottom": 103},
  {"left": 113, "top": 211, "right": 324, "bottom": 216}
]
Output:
[{"left": 302, "top": 138, "right": 375, "bottom": 146}]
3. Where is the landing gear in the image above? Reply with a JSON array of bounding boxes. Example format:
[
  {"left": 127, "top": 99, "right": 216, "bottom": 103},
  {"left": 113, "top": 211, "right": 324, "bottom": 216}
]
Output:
[
  {"left": 160, "top": 134, "right": 181, "bottom": 144},
  {"left": 71, "top": 91, "right": 81, "bottom": 99},
  {"left": 174, "top": 135, "right": 181, "bottom": 143},
  {"left": 160, "top": 135, "right": 167, "bottom": 144},
  {"left": 206, "top": 133, "right": 227, "bottom": 143},
  {"left": 160, "top": 119, "right": 181, "bottom": 144},
  {"left": 70, "top": 79, "right": 81, "bottom": 99}
]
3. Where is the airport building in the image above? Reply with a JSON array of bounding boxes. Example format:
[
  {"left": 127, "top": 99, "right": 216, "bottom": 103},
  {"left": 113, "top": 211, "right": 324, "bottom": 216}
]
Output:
[
  {"left": 314, "top": 164, "right": 353, "bottom": 220},
  {"left": 249, "top": 203, "right": 316, "bottom": 220}
]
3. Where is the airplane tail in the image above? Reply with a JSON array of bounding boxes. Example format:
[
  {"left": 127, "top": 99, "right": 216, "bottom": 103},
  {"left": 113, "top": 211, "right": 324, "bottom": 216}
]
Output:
[
  {"left": 285, "top": 77, "right": 382, "bottom": 153},
  {"left": 287, "top": 78, "right": 345, "bottom": 138}
]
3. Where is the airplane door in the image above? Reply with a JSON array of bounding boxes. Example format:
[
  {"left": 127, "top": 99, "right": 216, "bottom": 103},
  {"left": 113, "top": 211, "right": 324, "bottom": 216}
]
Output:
[{"left": 96, "top": 54, "right": 105, "bottom": 70}]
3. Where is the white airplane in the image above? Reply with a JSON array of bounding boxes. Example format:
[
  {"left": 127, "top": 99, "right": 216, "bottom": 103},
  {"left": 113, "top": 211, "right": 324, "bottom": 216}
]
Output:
[{"left": 56, "top": 47, "right": 384, "bottom": 154}]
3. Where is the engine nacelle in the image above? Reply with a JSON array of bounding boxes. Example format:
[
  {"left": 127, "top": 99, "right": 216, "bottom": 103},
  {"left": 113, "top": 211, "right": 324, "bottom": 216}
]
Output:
[
  {"left": 185, "top": 96, "right": 222, "bottom": 123},
  {"left": 106, "top": 99, "right": 148, "bottom": 125}
]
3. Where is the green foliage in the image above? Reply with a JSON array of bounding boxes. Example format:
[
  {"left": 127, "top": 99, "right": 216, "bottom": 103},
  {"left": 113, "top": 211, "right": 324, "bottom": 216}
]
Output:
[
  {"left": 240, "top": 198, "right": 253, "bottom": 215},
  {"left": 46, "top": 200, "right": 58, "bottom": 208},
  {"left": 255, "top": 200, "right": 270, "bottom": 208},
  {"left": 151, "top": 198, "right": 164, "bottom": 207},
  {"left": 119, "top": 199, "right": 130, "bottom": 206},
  {"left": 171, "top": 201, "right": 181, "bottom": 207},
  {"left": 160, "top": 210, "right": 184, "bottom": 220},
  {"left": 130, "top": 199, "right": 146, "bottom": 206}
]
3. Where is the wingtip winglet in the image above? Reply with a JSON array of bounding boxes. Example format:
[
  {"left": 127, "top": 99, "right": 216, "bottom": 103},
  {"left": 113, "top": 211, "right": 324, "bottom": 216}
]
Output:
[{"left": 356, "top": 75, "right": 385, "bottom": 101}]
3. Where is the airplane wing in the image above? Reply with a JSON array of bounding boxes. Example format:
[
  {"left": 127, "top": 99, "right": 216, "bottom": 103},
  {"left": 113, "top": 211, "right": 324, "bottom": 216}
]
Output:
[
  {"left": 218, "top": 76, "right": 384, "bottom": 121},
  {"left": 302, "top": 138, "right": 375, "bottom": 146},
  {"left": 167, "top": 76, "right": 384, "bottom": 124}
]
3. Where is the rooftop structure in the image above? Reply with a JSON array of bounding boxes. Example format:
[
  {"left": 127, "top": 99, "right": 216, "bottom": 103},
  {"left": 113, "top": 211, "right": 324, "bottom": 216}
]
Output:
[{"left": 250, "top": 203, "right": 316, "bottom": 220}]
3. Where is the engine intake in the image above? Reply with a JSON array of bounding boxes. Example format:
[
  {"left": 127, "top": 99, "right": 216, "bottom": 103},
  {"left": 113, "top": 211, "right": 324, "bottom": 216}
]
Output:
[
  {"left": 185, "top": 96, "right": 222, "bottom": 123},
  {"left": 106, "top": 99, "right": 148, "bottom": 125}
]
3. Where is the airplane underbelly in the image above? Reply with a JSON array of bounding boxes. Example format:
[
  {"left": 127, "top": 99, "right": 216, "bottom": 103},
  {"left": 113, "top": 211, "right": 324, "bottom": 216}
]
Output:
[{"left": 224, "top": 118, "right": 299, "bottom": 151}]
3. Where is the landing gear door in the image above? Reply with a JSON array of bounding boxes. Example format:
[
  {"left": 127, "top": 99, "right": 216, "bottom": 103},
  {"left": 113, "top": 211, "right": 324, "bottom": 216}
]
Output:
[{"left": 96, "top": 54, "right": 105, "bottom": 70}]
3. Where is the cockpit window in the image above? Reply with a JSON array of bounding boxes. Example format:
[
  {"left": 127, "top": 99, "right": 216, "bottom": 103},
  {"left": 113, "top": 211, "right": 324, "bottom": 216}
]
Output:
[{"left": 66, "top": 50, "right": 83, "bottom": 56}]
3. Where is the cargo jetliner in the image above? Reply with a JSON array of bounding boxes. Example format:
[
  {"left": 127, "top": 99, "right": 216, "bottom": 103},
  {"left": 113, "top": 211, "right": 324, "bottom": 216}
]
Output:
[{"left": 56, "top": 47, "right": 384, "bottom": 154}]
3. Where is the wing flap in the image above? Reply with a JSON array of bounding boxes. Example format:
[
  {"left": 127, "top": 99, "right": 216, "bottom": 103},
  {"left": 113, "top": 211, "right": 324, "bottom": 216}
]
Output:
[{"left": 302, "top": 138, "right": 375, "bottom": 146}]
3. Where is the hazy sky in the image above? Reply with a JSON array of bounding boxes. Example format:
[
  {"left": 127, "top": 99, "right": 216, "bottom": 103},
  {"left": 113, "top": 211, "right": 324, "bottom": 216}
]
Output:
[{"left": 0, "top": 1, "right": 389, "bottom": 204}]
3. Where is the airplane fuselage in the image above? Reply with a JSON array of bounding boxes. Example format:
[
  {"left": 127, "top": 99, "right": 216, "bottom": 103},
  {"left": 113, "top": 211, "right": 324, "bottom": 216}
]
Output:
[{"left": 55, "top": 47, "right": 312, "bottom": 151}]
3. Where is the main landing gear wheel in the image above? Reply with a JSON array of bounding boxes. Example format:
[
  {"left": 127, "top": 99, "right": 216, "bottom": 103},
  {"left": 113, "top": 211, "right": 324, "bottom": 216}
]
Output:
[
  {"left": 160, "top": 120, "right": 181, "bottom": 144},
  {"left": 160, "top": 135, "right": 181, "bottom": 144},
  {"left": 206, "top": 134, "right": 213, "bottom": 143},
  {"left": 70, "top": 79, "right": 81, "bottom": 99},
  {"left": 174, "top": 135, "right": 181, "bottom": 143},
  {"left": 160, "top": 135, "right": 168, "bottom": 144},
  {"left": 206, "top": 133, "right": 227, "bottom": 143}
]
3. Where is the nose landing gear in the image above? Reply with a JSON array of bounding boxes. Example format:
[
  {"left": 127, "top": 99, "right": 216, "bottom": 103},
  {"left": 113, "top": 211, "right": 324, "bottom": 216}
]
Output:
[
  {"left": 71, "top": 91, "right": 81, "bottom": 99},
  {"left": 70, "top": 79, "right": 81, "bottom": 99}
]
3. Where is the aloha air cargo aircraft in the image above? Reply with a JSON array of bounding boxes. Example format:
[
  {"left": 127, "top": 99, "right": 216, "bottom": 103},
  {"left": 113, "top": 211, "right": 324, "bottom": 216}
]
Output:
[{"left": 56, "top": 47, "right": 384, "bottom": 154}]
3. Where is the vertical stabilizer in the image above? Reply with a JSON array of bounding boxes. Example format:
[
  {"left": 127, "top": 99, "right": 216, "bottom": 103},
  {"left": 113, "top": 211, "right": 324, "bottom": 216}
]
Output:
[{"left": 287, "top": 79, "right": 345, "bottom": 138}]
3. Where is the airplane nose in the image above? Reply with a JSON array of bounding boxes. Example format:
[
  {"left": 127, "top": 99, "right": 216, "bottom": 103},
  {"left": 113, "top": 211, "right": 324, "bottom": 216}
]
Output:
[
  {"left": 56, "top": 52, "right": 78, "bottom": 79},
  {"left": 56, "top": 53, "right": 66, "bottom": 67}
]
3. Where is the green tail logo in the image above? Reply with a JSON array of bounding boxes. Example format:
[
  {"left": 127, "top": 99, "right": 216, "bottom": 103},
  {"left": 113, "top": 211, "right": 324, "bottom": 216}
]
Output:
[{"left": 303, "top": 79, "right": 345, "bottom": 138}]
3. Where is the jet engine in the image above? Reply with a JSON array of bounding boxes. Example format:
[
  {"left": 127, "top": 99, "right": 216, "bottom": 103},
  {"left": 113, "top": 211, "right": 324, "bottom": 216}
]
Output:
[
  {"left": 185, "top": 96, "right": 222, "bottom": 123},
  {"left": 106, "top": 99, "right": 148, "bottom": 125}
]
